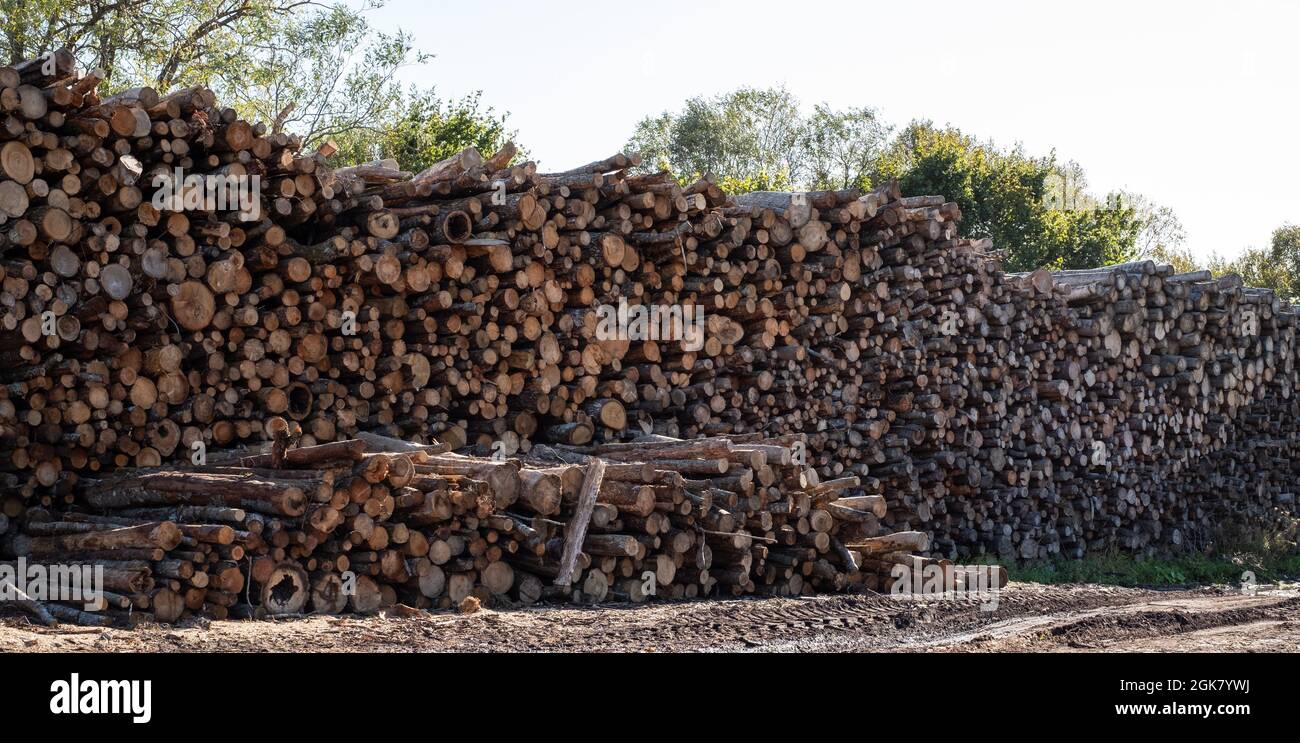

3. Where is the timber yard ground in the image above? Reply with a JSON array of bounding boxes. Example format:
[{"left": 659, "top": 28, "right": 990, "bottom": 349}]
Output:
[{"left": 3, "top": 581, "right": 1298, "bottom": 652}]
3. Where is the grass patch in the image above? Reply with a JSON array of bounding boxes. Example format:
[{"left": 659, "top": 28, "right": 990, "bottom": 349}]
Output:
[
  {"left": 997, "top": 529, "right": 1300, "bottom": 588},
  {"left": 1007, "top": 552, "right": 1300, "bottom": 588}
]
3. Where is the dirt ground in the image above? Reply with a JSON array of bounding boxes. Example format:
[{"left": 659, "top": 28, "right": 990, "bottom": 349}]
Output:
[{"left": 2, "top": 582, "right": 1297, "bottom": 652}]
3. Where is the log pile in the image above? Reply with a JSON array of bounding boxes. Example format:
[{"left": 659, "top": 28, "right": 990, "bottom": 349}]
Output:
[
  {"left": 0, "top": 60, "right": 732, "bottom": 489},
  {"left": 0, "top": 51, "right": 367, "bottom": 493},
  {"left": 917, "top": 262, "right": 1300, "bottom": 560},
  {"left": 2, "top": 433, "right": 929, "bottom": 624},
  {"left": 2, "top": 49, "right": 1298, "bottom": 602}
]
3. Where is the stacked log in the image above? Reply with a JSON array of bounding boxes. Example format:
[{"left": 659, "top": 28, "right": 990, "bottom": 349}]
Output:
[
  {"left": 2, "top": 51, "right": 1298, "bottom": 586},
  {"left": 0, "top": 52, "right": 368, "bottom": 497},
  {"left": 0, "top": 66, "right": 731, "bottom": 491},
  {"left": 636, "top": 182, "right": 1300, "bottom": 562},
  {"left": 1, "top": 433, "right": 924, "bottom": 624},
  {"left": 912, "top": 262, "right": 1300, "bottom": 561}
]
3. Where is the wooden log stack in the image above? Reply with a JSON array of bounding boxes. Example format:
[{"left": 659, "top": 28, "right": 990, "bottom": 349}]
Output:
[
  {"left": 1, "top": 433, "right": 923, "bottom": 624},
  {"left": 0, "top": 52, "right": 374, "bottom": 497},
  {"left": 913, "top": 262, "right": 1300, "bottom": 561},
  {"left": 2, "top": 49, "right": 1298, "bottom": 610}
]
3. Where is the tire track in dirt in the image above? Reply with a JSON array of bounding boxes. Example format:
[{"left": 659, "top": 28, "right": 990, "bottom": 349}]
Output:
[
  {"left": 2, "top": 583, "right": 1292, "bottom": 652},
  {"left": 902, "top": 592, "right": 1300, "bottom": 652}
]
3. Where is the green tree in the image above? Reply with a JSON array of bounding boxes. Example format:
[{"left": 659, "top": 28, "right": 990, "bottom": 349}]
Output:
[
  {"left": 874, "top": 121, "right": 1144, "bottom": 271},
  {"left": 1043, "top": 194, "right": 1144, "bottom": 270},
  {"left": 1212, "top": 225, "right": 1300, "bottom": 299},
  {"left": 330, "top": 88, "right": 521, "bottom": 170},
  {"left": 216, "top": 3, "right": 427, "bottom": 148},
  {"left": 1216, "top": 247, "right": 1293, "bottom": 298},
  {"left": 628, "top": 86, "right": 803, "bottom": 187},
  {"left": 1266, "top": 224, "right": 1300, "bottom": 297},
  {"left": 801, "top": 103, "right": 890, "bottom": 191},
  {"left": 1125, "top": 191, "right": 1187, "bottom": 260},
  {"left": 628, "top": 89, "right": 892, "bottom": 192},
  {"left": 2, "top": 1, "right": 434, "bottom": 151},
  {"left": 1, "top": 0, "right": 312, "bottom": 90}
]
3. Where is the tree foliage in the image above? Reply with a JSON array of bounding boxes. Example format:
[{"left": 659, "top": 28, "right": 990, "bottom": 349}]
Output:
[
  {"left": 627, "top": 86, "right": 886, "bottom": 192},
  {"left": 629, "top": 93, "right": 1169, "bottom": 272},
  {"left": 1, "top": 1, "right": 514, "bottom": 156},
  {"left": 801, "top": 103, "right": 890, "bottom": 191},
  {"left": 1145, "top": 243, "right": 1202, "bottom": 274},
  {"left": 1125, "top": 192, "right": 1186, "bottom": 260},
  {"left": 330, "top": 89, "right": 521, "bottom": 171},
  {"left": 214, "top": 3, "right": 426, "bottom": 147},
  {"left": 1143, "top": 223, "right": 1300, "bottom": 300},
  {"left": 874, "top": 121, "right": 1145, "bottom": 271},
  {"left": 1, "top": 0, "right": 312, "bottom": 90},
  {"left": 1208, "top": 225, "right": 1300, "bottom": 300},
  {"left": 1267, "top": 224, "right": 1300, "bottom": 297}
]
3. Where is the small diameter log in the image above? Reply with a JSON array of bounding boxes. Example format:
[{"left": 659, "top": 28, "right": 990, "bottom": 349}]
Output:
[{"left": 847, "top": 531, "right": 931, "bottom": 556}]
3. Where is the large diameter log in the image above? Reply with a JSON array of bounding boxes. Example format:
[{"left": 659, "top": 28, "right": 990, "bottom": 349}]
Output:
[
  {"left": 417, "top": 565, "right": 446, "bottom": 598},
  {"left": 348, "top": 575, "right": 383, "bottom": 614},
  {"left": 579, "top": 569, "right": 609, "bottom": 602},
  {"left": 583, "top": 398, "right": 627, "bottom": 430},
  {"left": 595, "top": 481, "right": 655, "bottom": 517},
  {"left": 151, "top": 588, "right": 185, "bottom": 623},
  {"left": 0, "top": 180, "right": 29, "bottom": 218},
  {"left": 518, "top": 469, "right": 562, "bottom": 515},
  {"left": 480, "top": 560, "right": 514, "bottom": 595},
  {"left": 0, "top": 141, "right": 35, "bottom": 184},
  {"left": 365, "top": 210, "right": 401, "bottom": 239},
  {"left": 100, "top": 264, "right": 134, "bottom": 301},
  {"left": 835, "top": 495, "right": 887, "bottom": 517},
  {"left": 513, "top": 571, "right": 543, "bottom": 605},
  {"left": 582, "top": 533, "right": 640, "bottom": 557},
  {"left": 418, "top": 457, "right": 520, "bottom": 508},
  {"left": 13, "top": 522, "right": 183, "bottom": 556},
  {"left": 310, "top": 572, "right": 348, "bottom": 615},
  {"left": 260, "top": 562, "right": 310, "bottom": 615},
  {"left": 170, "top": 281, "right": 216, "bottom": 331}
]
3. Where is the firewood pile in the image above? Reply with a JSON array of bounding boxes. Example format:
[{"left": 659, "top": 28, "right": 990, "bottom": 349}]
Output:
[
  {"left": 2, "top": 432, "right": 936, "bottom": 625},
  {"left": 1, "top": 48, "right": 1298, "bottom": 625},
  {"left": 933, "top": 262, "right": 1300, "bottom": 560}
]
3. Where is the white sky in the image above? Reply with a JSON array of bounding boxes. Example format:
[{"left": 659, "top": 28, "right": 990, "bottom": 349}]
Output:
[{"left": 362, "top": 0, "right": 1300, "bottom": 262}]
